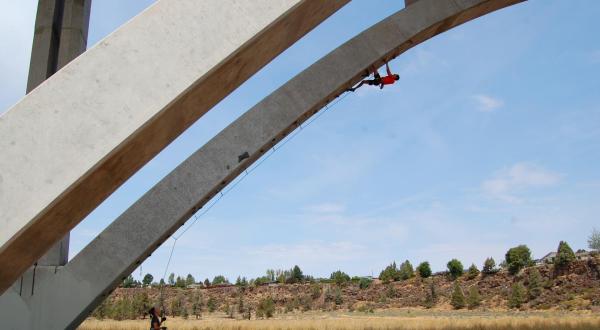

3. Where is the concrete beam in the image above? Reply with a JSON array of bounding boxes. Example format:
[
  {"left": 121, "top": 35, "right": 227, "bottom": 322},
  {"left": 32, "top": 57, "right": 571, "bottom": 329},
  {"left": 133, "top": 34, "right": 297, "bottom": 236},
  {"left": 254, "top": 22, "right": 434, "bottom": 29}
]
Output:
[
  {"left": 0, "top": 0, "right": 523, "bottom": 328},
  {"left": 0, "top": 0, "right": 348, "bottom": 293}
]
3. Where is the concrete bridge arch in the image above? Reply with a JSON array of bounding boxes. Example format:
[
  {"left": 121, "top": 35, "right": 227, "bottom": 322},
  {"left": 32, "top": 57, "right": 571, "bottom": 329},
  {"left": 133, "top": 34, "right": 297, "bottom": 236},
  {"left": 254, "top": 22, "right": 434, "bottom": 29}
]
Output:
[{"left": 0, "top": 0, "right": 524, "bottom": 328}]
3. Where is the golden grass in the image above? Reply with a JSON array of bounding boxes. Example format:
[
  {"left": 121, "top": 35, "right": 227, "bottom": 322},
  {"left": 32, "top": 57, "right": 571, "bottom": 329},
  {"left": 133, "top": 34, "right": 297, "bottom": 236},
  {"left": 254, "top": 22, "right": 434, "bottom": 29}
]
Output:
[{"left": 79, "top": 310, "right": 600, "bottom": 330}]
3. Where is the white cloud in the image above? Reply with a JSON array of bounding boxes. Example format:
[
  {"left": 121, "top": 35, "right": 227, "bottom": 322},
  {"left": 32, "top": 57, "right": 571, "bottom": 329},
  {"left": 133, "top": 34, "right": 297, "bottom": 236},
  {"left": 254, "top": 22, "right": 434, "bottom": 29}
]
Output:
[
  {"left": 473, "top": 94, "right": 503, "bottom": 112},
  {"left": 481, "top": 162, "right": 562, "bottom": 203}
]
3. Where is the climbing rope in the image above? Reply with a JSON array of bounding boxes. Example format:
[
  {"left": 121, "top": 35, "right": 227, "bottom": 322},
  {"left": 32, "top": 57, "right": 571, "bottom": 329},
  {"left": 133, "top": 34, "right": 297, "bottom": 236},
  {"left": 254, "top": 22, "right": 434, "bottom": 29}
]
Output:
[{"left": 156, "top": 91, "right": 351, "bottom": 306}]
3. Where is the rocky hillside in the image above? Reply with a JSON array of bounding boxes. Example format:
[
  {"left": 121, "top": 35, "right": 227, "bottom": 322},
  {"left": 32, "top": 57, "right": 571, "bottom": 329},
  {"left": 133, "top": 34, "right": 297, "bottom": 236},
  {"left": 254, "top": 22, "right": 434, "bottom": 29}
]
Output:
[{"left": 95, "top": 257, "right": 600, "bottom": 319}]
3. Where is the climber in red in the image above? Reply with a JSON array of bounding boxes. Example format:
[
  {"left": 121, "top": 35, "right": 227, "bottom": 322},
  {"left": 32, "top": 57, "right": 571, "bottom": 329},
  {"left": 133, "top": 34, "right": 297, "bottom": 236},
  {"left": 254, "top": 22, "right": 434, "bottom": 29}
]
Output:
[{"left": 346, "top": 61, "right": 400, "bottom": 92}]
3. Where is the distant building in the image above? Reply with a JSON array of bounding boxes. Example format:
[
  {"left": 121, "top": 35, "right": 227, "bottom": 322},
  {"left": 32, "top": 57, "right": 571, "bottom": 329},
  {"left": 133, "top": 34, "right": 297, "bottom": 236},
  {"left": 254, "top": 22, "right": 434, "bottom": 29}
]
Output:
[
  {"left": 186, "top": 283, "right": 203, "bottom": 289},
  {"left": 535, "top": 250, "right": 593, "bottom": 265},
  {"left": 535, "top": 252, "right": 557, "bottom": 265},
  {"left": 575, "top": 250, "right": 593, "bottom": 261}
]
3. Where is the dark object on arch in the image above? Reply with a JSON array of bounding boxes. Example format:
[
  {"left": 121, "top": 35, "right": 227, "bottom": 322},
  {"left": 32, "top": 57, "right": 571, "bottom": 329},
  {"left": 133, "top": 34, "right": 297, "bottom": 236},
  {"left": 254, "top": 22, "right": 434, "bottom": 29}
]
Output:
[{"left": 238, "top": 151, "right": 250, "bottom": 162}]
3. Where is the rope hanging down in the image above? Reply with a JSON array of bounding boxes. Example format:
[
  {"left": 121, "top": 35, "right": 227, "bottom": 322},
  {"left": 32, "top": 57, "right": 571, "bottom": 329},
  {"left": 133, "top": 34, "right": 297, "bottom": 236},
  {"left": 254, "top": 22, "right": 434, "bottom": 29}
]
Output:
[{"left": 156, "top": 91, "right": 351, "bottom": 303}]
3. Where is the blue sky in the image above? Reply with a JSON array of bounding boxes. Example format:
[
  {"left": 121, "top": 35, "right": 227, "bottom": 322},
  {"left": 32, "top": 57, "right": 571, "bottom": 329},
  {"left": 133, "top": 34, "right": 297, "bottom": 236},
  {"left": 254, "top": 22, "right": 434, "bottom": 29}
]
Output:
[{"left": 1, "top": 1, "right": 599, "bottom": 283}]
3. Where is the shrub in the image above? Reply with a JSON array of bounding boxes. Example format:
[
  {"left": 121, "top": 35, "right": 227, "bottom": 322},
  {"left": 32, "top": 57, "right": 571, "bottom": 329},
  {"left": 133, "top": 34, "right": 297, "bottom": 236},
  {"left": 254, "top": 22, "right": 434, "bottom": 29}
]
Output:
[
  {"left": 505, "top": 245, "right": 533, "bottom": 275},
  {"left": 256, "top": 297, "right": 275, "bottom": 319},
  {"left": 555, "top": 241, "right": 576, "bottom": 268},
  {"left": 330, "top": 270, "right": 351, "bottom": 285},
  {"left": 527, "top": 268, "right": 543, "bottom": 300},
  {"left": 379, "top": 262, "right": 399, "bottom": 283},
  {"left": 422, "top": 279, "right": 437, "bottom": 309},
  {"left": 508, "top": 282, "right": 526, "bottom": 309},
  {"left": 417, "top": 261, "right": 432, "bottom": 278},
  {"left": 482, "top": 257, "right": 496, "bottom": 275},
  {"left": 311, "top": 283, "right": 322, "bottom": 299},
  {"left": 398, "top": 260, "right": 414, "bottom": 280},
  {"left": 447, "top": 259, "right": 464, "bottom": 280},
  {"left": 358, "top": 277, "right": 373, "bottom": 289},
  {"left": 385, "top": 284, "right": 397, "bottom": 298},
  {"left": 237, "top": 295, "right": 245, "bottom": 314},
  {"left": 467, "top": 286, "right": 482, "bottom": 309},
  {"left": 170, "top": 294, "right": 185, "bottom": 317},
  {"left": 450, "top": 282, "right": 465, "bottom": 309},
  {"left": 334, "top": 287, "right": 343, "bottom": 305},
  {"left": 191, "top": 292, "right": 203, "bottom": 319},
  {"left": 467, "top": 263, "right": 480, "bottom": 280},
  {"left": 207, "top": 297, "right": 217, "bottom": 313}
]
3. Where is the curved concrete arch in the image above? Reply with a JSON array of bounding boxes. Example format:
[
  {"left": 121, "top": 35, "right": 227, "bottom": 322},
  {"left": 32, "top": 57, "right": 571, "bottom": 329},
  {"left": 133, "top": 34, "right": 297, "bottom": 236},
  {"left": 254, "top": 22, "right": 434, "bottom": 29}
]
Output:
[
  {"left": 0, "top": 0, "right": 348, "bottom": 292},
  {"left": 0, "top": 0, "right": 524, "bottom": 328}
]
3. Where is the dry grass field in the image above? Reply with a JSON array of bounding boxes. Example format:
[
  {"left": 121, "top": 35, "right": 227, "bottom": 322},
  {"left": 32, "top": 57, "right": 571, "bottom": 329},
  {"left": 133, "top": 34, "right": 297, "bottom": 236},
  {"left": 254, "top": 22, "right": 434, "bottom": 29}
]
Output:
[{"left": 79, "top": 309, "right": 600, "bottom": 330}]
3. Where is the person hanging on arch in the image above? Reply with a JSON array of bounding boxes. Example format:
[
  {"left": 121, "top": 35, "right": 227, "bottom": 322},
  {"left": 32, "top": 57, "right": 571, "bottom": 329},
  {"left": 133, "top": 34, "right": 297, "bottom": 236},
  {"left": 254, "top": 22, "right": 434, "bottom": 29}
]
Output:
[{"left": 346, "top": 61, "right": 400, "bottom": 92}]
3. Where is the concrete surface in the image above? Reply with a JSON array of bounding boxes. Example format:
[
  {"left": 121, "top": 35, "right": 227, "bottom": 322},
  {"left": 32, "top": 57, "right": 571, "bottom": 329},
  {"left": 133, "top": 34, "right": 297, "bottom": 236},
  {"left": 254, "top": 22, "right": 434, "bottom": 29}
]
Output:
[
  {"left": 0, "top": 0, "right": 348, "bottom": 293},
  {"left": 0, "top": 0, "right": 523, "bottom": 329},
  {"left": 26, "top": 0, "right": 63, "bottom": 93},
  {"left": 29, "top": 0, "right": 92, "bottom": 266}
]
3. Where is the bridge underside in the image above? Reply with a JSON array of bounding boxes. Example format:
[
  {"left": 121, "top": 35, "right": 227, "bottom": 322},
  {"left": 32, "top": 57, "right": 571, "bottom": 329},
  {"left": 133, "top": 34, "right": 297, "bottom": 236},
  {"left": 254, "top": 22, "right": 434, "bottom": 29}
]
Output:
[
  {"left": 0, "top": 0, "right": 524, "bottom": 329},
  {"left": 0, "top": 0, "right": 347, "bottom": 295}
]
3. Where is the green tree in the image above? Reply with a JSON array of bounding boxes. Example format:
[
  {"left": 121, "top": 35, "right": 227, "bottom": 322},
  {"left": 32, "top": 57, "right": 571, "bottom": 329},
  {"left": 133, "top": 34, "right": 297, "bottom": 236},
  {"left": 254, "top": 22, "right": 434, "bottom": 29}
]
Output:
[
  {"left": 450, "top": 282, "right": 466, "bottom": 309},
  {"left": 379, "top": 262, "right": 399, "bottom": 283},
  {"left": 256, "top": 297, "right": 275, "bottom": 319},
  {"left": 122, "top": 275, "right": 135, "bottom": 288},
  {"left": 266, "top": 269, "right": 276, "bottom": 281},
  {"left": 505, "top": 245, "right": 533, "bottom": 275},
  {"left": 334, "top": 287, "right": 343, "bottom": 305},
  {"left": 203, "top": 278, "right": 211, "bottom": 287},
  {"left": 482, "top": 257, "right": 496, "bottom": 275},
  {"left": 142, "top": 273, "right": 154, "bottom": 287},
  {"left": 508, "top": 282, "right": 526, "bottom": 309},
  {"left": 447, "top": 259, "right": 464, "bottom": 280},
  {"left": 168, "top": 273, "right": 175, "bottom": 286},
  {"left": 467, "top": 286, "right": 481, "bottom": 309},
  {"left": 185, "top": 274, "right": 196, "bottom": 286},
  {"left": 417, "top": 261, "right": 432, "bottom": 278},
  {"left": 527, "top": 268, "right": 543, "bottom": 300},
  {"left": 422, "top": 279, "right": 437, "bottom": 309},
  {"left": 555, "top": 241, "right": 576, "bottom": 268},
  {"left": 311, "top": 283, "right": 322, "bottom": 299},
  {"left": 589, "top": 228, "right": 600, "bottom": 251},
  {"left": 132, "top": 291, "right": 149, "bottom": 317},
  {"left": 175, "top": 276, "right": 186, "bottom": 288},
  {"left": 467, "top": 263, "right": 480, "bottom": 280},
  {"left": 359, "top": 277, "right": 373, "bottom": 289},
  {"left": 290, "top": 265, "right": 304, "bottom": 283},
  {"left": 207, "top": 297, "right": 217, "bottom": 313},
  {"left": 398, "top": 260, "right": 414, "bottom": 280},
  {"left": 238, "top": 294, "right": 245, "bottom": 314},
  {"left": 212, "top": 275, "right": 228, "bottom": 285},
  {"left": 191, "top": 292, "right": 203, "bottom": 319},
  {"left": 170, "top": 294, "right": 185, "bottom": 317},
  {"left": 330, "top": 270, "right": 351, "bottom": 285}
]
